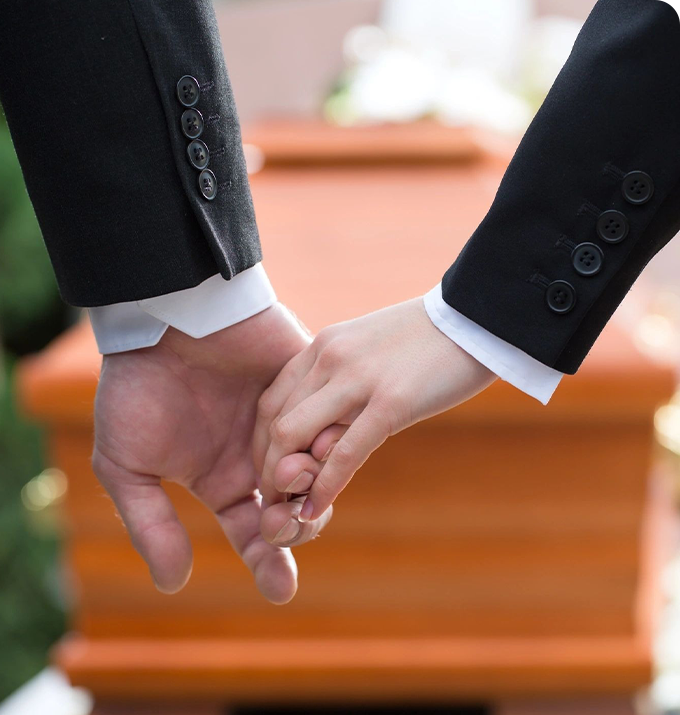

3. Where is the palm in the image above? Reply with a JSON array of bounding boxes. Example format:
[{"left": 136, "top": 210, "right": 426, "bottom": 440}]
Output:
[{"left": 92, "top": 304, "right": 311, "bottom": 604}]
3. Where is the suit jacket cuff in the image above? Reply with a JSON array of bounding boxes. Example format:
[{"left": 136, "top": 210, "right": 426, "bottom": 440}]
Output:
[
  {"left": 441, "top": 0, "right": 680, "bottom": 374},
  {"left": 89, "top": 263, "right": 276, "bottom": 354},
  {"left": 424, "top": 284, "right": 563, "bottom": 405}
]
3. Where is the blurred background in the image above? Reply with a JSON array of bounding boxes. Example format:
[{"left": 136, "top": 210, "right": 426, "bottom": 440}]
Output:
[{"left": 3, "top": 0, "right": 680, "bottom": 714}]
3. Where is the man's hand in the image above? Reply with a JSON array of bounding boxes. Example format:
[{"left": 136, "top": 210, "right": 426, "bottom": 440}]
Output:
[
  {"left": 92, "top": 303, "right": 332, "bottom": 605},
  {"left": 255, "top": 298, "right": 497, "bottom": 523}
]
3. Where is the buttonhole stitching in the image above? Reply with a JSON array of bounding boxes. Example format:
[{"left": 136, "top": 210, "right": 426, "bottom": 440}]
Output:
[
  {"left": 578, "top": 200, "right": 601, "bottom": 218},
  {"left": 527, "top": 271, "right": 550, "bottom": 290},
  {"left": 554, "top": 234, "right": 575, "bottom": 252},
  {"left": 602, "top": 162, "right": 625, "bottom": 180}
]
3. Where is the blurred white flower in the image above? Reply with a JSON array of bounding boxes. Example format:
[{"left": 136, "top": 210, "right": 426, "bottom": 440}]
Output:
[
  {"left": 346, "top": 47, "right": 444, "bottom": 123},
  {"left": 380, "top": 0, "right": 532, "bottom": 79},
  {"left": 327, "top": 0, "right": 584, "bottom": 135},
  {"left": 0, "top": 668, "right": 92, "bottom": 715},
  {"left": 436, "top": 67, "right": 532, "bottom": 134},
  {"left": 343, "top": 24, "right": 389, "bottom": 65}
]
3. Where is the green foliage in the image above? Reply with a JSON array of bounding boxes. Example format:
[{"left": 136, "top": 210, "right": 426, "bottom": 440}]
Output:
[
  {"left": 0, "top": 359, "right": 66, "bottom": 701},
  {"left": 0, "top": 109, "right": 68, "bottom": 701}
]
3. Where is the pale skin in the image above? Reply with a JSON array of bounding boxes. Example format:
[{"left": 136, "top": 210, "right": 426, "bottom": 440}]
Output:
[
  {"left": 255, "top": 298, "right": 497, "bottom": 532},
  {"left": 92, "top": 303, "right": 333, "bottom": 605},
  {"left": 92, "top": 297, "right": 495, "bottom": 602}
]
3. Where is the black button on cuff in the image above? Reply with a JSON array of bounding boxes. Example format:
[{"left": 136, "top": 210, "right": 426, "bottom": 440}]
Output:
[
  {"left": 181, "top": 108, "right": 204, "bottom": 139},
  {"left": 177, "top": 75, "right": 200, "bottom": 107},
  {"left": 199, "top": 169, "right": 217, "bottom": 200},
  {"left": 187, "top": 140, "right": 210, "bottom": 170},
  {"left": 546, "top": 280, "right": 576, "bottom": 314},
  {"left": 597, "top": 210, "right": 629, "bottom": 244},
  {"left": 622, "top": 170, "right": 654, "bottom": 205},
  {"left": 572, "top": 242, "right": 603, "bottom": 277}
]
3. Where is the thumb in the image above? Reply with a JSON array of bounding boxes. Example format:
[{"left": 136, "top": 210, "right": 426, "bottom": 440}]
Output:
[{"left": 92, "top": 451, "right": 193, "bottom": 594}]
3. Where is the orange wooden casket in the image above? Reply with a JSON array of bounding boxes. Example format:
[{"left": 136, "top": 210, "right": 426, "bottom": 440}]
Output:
[{"left": 18, "top": 122, "right": 677, "bottom": 714}]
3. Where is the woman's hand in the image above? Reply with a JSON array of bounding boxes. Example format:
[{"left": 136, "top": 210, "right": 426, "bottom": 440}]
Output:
[{"left": 254, "top": 298, "right": 497, "bottom": 526}]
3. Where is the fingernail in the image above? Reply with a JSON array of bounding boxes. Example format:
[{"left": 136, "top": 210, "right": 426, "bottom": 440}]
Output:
[
  {"left": 298, "top": 498, "right": 314, "bottom": 523},
  {"left": 321, "top": 441, "right": 338, "bottom": 462},
  {"left": 285, "top": 470, "right": 314, "bottom": 494},
  {"left": 273, "top": 518, "right": 300, "bottom": 544}
]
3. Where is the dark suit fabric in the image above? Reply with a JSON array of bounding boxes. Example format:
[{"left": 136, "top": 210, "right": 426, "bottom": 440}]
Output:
[
  {"left": 0, "top": 0, "right": 260, "bottom": 306},
  {"left": 2, "top": 0, "right": 680, "bottom": 378},
  {"left": 442, "top": 0, "right": 680, "bottom": 373}
]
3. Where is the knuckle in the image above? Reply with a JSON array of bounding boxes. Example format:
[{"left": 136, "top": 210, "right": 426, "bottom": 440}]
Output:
[
  {"left": 317, "top": 341, "right": 348, "bottom": 370},
  {"left": 329, "top": 439, "right": 355, "bottom": 468},
  {"left": 313, "top": 477, "right": 337, "bottom": 505},
  {"left": 314, "top": 326, "right": 337, "bottom": 348},
  {"left": 271, "top": 415, "right": 295, "bottom": 446},
  {"left": 316, "top": 347, "right": 338, "bottom": 370}
]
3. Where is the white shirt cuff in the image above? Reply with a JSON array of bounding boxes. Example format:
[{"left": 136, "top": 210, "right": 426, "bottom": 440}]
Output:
[
  {"left": 88, "top": 263, "right": 277, "bottom": 354},
  {"left": 423, "top": 283, "right": 563, "bottom": 405}
]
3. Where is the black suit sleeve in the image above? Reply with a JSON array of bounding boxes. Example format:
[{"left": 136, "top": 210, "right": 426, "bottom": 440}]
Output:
[
  {"left": 441, "top": 0, "right": 680, "bottom": 374},
  {"left": 0, "top": 1, "right": 259, "bottom": 307}
]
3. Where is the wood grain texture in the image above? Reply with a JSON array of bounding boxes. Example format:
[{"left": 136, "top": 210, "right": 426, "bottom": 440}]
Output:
[
  {"left": 17, "top": 124, "right": 677, "bottom": 704},
  {"left": 52, "top": 469, "right": 674, "bottom": 700},
  {"left": 55, "top": 635, "right": 650, "bottom": 702},
  {"left": 242, "top": 119, "right": 482, "bottom": 165}
]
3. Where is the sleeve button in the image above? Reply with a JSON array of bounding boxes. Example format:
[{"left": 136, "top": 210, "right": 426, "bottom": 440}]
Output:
[
  {"left": 546, "top": 280, "right": 576, "bottom": 314},
  {"left": 596, "top": 210, "right": 629, "bottom": 243},
  {"left": 571, "top": 242, "right": 603, "bottom": 276},
  {"left": 176, "top": 75, "right": 200, "bottom": 107},
  {"left": 622, "top": 171, "right": 654, "bottom": 205},
  {"left": 198, "top": 169, "right": 218, "bottom": 201},
  {"left": 181, "top": 108, "right": 204, "bottom": 139},
  {"left": 187, "top": 140, "right": 210, "bottom": 170}
]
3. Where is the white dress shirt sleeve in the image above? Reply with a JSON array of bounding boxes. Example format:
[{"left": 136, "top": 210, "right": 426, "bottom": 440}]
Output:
[
  {"left": 423, "top": 283, "right": 563, "bottom": 405},
  {"left": 88, "top": 263, "right": 277, "bottom": 355},
  {"left": 90, "top": 268, "right": 561, "bottom": 405}
]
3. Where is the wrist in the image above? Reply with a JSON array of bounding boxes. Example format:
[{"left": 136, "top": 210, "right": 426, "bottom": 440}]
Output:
[
  {"left": 104, "top": 303, "right": 310, "bottom": 378},
  {"left": 91, "top": 264, "right": 278, "bottom": 356}
]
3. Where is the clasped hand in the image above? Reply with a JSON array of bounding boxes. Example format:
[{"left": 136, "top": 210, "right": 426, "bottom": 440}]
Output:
[
  {"left": 255, "top": 298, "right": 495, "bottom": 540},
  {"left": 92, "top": 298, "right": 494, "bottom": 605}
]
